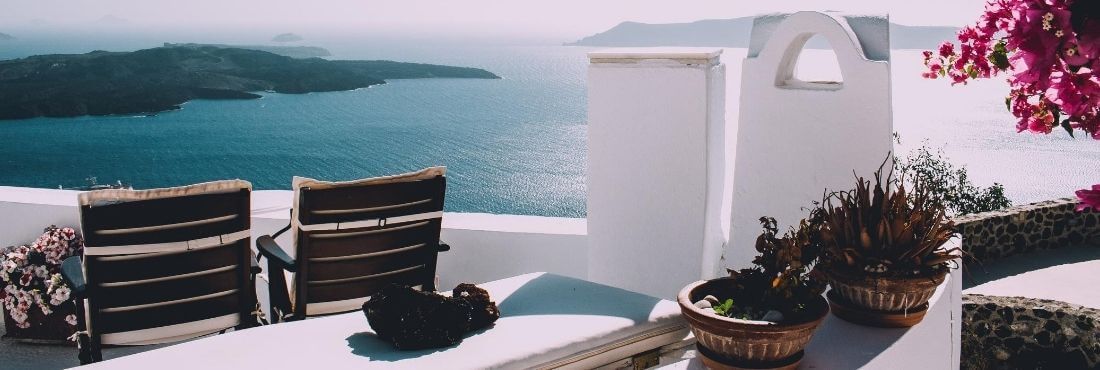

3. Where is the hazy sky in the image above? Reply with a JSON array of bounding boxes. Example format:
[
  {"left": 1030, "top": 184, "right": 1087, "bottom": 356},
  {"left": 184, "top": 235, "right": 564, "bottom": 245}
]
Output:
[{"left": 3, "top": 0, "right": 985, "bottom": 39}]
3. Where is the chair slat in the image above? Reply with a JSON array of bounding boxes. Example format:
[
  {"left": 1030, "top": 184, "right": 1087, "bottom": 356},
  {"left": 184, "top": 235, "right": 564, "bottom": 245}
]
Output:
[
  {"left": 96, "top": 293, "right": 239, "bottom": 334},
  {"left": 304, "top": 220, "right": 440, "bottom": 259},
  {"left": 95, "top": 268, "right": 239, "bottom": 309},
  {"left": 306, "top": 246, "right": 430, "bottom": 283},
  {"left": 301, "top": 177, "right": 445, "bottom": 224},
  {"left": 305, "top": 265, "right": 428, "bottom": 304},
  {"left": 82, "top": 191, "right": 247, "bottom": 246},
  {"left": 88, "top": 242, "right": 243, "bottom": 284}
]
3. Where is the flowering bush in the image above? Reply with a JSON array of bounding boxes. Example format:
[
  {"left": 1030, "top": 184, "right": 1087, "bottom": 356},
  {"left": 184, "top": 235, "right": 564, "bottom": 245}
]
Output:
[
  {"left": 1078, "top": 184, "right": 1100, "bottom": 211},
  {"left": 1, "top": 226, "right": 83, "bottom": 329},
  {"left": 922, "top": 0, "right": 1100, "bottom": 139}
]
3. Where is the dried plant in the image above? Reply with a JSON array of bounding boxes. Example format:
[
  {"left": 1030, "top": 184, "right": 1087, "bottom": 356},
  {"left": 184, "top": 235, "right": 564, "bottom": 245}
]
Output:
[{"left": 818, "top": 159, "right": 960, "bottom": 277}]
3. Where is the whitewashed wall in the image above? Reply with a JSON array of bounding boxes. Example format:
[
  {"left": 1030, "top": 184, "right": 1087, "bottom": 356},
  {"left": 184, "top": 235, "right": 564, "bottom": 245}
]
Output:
[
  {"left": 727, "top": 12, "right": 895, "bottom": 269},
  {"left": 587, "top": 48, "right": 727, "bottom": 299}
]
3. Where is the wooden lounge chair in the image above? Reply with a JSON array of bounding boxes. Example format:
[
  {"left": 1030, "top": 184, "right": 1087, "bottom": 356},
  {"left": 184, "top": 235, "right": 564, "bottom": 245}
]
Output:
[
  {"left": 60, "top": 180, "right": 260, "bottom": 364},
  {"left": 256, "top": 167, "right": 449, "bottom": 323}
]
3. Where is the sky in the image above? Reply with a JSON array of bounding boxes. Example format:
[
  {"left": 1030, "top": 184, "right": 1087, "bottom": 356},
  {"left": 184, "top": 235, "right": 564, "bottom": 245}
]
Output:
[{"left": 2, "top": 0, "right": 986, "bottom": 40}]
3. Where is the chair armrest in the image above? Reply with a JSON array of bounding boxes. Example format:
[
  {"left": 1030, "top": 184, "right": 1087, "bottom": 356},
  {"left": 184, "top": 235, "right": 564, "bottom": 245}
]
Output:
[
  {"left": 61, "top": 256, "right": 86, "bottom": 298},
  {"left": 256, "top": 235, "right": 296, "bottom": 272},
  {"left": 437, "top": 240, "right": 450, "bottom": 252}
]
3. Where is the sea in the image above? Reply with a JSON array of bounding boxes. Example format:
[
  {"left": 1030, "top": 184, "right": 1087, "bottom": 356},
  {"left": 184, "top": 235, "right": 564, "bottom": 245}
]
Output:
[{"left": 0, "top": 32, "right": 1097, "bottom": 217}]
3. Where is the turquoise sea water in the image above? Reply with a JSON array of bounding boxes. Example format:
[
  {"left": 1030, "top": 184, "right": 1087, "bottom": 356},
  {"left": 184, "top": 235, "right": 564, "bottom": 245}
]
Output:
[
  {"left": 0, "top": 34, "right": 1097, "bottom": 217},
  {"left": 0, "top": 38, "right": 590, "bottom": 216}
]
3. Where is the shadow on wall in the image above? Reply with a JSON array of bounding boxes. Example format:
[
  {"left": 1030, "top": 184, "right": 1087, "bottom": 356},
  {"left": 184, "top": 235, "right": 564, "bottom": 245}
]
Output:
[
  {"left": 804, "top": 308, "right": 910, "bottom": 368},
  {"left": 497, "top": 273, "right": 663, "bottom": 323}
]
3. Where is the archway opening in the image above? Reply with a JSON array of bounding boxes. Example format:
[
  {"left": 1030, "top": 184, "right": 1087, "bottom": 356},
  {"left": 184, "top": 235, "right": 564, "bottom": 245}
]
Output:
[{"left": 788, "top": 34, "right": 844, "bottom": 88}]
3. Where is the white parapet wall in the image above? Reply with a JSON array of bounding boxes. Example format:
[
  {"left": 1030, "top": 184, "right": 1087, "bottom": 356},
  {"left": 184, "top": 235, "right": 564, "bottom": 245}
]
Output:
[
  {"left": 0, "top": 187, "right": 589, "bottom": 290},
  {"left": 587, "top": 48, "right": 727, "bottom": 299},
  {"left": 727, "top": 12, "right": 895, "bottom": 269}
]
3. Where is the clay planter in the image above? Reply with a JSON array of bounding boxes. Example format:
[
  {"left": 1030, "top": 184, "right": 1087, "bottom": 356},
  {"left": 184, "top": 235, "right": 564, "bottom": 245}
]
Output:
[
  {"left": 678, "top": 278, "right": 828, "bottom": 370},
  {"left": 823, "top": 267, "right": 947, "bottom": 328}
]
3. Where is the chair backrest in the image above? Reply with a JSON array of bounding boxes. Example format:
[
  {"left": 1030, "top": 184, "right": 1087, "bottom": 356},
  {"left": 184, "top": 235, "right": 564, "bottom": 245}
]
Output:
[
  {"left": 78, "top": 180, "right": 253, "bottom": 346},
  {"left": 290, "top": 167, "right": 446, "bottom": 317}
]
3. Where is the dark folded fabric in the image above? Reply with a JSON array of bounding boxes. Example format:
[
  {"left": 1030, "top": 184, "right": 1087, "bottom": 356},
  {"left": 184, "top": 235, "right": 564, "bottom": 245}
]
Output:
[{"left": 363, "top": 283, "right": 500, "bottom": 350}]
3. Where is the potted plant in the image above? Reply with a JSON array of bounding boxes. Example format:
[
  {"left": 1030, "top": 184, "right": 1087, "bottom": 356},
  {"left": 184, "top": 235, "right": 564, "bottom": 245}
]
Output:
[
  {"left": 678, "top": 215, "right": 829, "bottom": 370},
  {"left": 817, "top": 166, "right": 959, "bottom": 328},
  {"left": 1, "top": 226, "right": 84, "bottom": 343}
]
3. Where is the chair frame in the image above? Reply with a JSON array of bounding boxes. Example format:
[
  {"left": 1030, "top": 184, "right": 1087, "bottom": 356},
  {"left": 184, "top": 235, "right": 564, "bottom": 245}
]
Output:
[
  {"left": 61, "top": 188, "right": 261, "bottom": 364},
  {"left": 257, "top": 175, "right": 449, "bottom": 323}
]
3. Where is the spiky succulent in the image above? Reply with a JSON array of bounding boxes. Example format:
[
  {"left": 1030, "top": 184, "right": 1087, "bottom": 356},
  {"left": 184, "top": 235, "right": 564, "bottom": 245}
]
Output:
[{"left": 818, "top": 163, "right": 959, "bottom": 277}]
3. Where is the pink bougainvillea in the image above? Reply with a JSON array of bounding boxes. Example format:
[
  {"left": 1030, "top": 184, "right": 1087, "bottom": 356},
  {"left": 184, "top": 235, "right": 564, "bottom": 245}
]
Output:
[
  {"left": 923, "top": 0, "right": 1100, "bottom": 139},
  {"left": 926, "top": 1, "right": 1099, "bottom": 210},
  {"left": 1078, "top": 184, "right": 1100, "bottom": 211}
]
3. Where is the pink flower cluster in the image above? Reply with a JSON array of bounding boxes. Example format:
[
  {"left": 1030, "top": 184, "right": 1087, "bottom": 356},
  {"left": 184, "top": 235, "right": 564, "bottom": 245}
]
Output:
[
  {"left": 0, "top": 226, "right": 83, "bottom": 329},
  {"left": 1078, "top": 184, "right": 1100, "bottom": 211},
  {"left": 923, "top": 0, "right": 1100, "bottom": 139}
]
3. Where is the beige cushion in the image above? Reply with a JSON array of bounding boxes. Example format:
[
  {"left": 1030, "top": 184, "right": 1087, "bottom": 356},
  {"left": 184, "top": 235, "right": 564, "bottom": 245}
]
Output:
[{"left": 78, "top": 180, "right": 252, "bottom": 207}]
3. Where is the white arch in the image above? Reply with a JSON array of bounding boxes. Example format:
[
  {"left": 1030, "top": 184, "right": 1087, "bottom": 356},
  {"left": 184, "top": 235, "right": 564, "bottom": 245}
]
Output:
[
  {"left": 750, "top": 11, "right": 887, "bottom": 91},
  {"left": 724, "top": 11, "right": 895, "bottom": 271}
]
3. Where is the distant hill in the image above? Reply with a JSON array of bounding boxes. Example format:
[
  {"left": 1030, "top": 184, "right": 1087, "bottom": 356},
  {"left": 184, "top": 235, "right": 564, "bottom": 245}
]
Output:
[
  {"left": 272, "top": 33, "right": 304, "bottom": 42},
  {"left": 567, "top": 17, "right": 959, "bottom": 50},
  {"left": 0, "top": 45, "right": 500, "bottom": 120},
  {"left": 165, "top": 43, "right": 332, "bottom": 59},
  {"left": 0, "top": 32, "right": 14, "bottom": 41}
]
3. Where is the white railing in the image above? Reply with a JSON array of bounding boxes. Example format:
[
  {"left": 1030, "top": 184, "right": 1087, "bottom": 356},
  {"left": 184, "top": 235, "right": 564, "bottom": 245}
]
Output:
[{"left": 0, "top": 186, "right": 588, "bottom": 288}]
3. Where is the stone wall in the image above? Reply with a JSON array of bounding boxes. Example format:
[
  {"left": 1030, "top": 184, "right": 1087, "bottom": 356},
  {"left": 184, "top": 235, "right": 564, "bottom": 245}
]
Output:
[
  {"left": 962, "top": 294, "right": 1100, "bottom": 369},
  {"left": 953, "top": 198, "right": 1100, "bottom": 263}
]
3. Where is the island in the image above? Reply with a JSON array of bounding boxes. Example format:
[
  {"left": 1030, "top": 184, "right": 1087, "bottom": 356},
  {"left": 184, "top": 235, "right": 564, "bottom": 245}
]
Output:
[
  {"left": 0, "top": 45, "right": 500, "bottom": 120},
  {"left": 164, "top": 43, "right": 332, "bottom": 58},
  {"left": 0, "top": 32, "right": 14, "bottom": 41},
  {"left": 567, "top": 17, "right": 959, "bottom": 50},
  {"left": 272, "top": 33, "right": 304, "bottom": 42}
]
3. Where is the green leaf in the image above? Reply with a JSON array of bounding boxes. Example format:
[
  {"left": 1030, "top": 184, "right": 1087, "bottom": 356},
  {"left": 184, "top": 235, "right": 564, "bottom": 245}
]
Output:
[
  {"left": 713, "top": 298, "right": 734, "bottom": 316},
  {"left": 1005, "top": 96, "right": 1011, "bottom": 111},
  {"left": 988, "top": 44, "right": 1010, "bottom": 70},
  {"left": 1061, "top": 119, "right": 1075, "bottom": 138}
]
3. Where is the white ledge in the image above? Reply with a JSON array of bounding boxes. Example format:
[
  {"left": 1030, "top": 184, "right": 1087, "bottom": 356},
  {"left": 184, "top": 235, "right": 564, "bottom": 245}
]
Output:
[
  {"left": 0, "top": 186, "right": 80, "bottom": 206},
  {"left": 588, "top": 47, "right": 722, "bottom": 66}
]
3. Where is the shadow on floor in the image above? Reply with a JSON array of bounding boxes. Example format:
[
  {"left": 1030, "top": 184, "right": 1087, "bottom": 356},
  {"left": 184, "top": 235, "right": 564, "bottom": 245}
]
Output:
[
  {"left": 963, "top": 244, "right": 1100, "bottom": 289},
  {"left": 1, "top": 315, "right": 196, "bottom": 370}
]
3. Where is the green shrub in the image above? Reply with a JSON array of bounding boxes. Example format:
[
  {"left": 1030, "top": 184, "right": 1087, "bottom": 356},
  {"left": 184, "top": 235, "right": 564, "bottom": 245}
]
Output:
[{"left": 896, "top": 143, "right": 1011, "bottom": 216}]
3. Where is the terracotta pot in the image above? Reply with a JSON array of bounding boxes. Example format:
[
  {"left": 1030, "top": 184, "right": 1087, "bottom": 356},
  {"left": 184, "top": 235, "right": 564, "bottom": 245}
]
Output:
[
  {"left": 677, "top": 278, "right": 828, "bottom": 369},
  {"left": 824, "top": 267, "right": 947, "bottom": 328}
]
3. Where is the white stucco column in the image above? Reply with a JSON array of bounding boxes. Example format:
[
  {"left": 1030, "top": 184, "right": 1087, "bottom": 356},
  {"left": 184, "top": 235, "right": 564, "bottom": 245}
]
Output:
[{"left": 586, "top": 48, "right": 726, "bottom": 299}]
